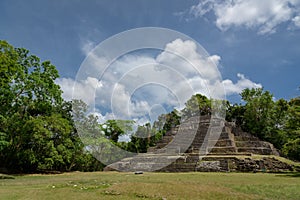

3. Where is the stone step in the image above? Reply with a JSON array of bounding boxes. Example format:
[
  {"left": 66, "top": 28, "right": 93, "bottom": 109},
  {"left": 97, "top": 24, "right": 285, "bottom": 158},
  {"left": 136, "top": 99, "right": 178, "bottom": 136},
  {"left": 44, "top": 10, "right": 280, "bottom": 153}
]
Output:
[
  {"left": 237, "top": 147, "right": 273, "bottom": 155},
  {"left": 156, "top": 143, "right": 169, "bottom": 148},
  {"left": 210, "top": 139, "right": 234, "bottom": 147},
  {"left": 147, "top": 147, "right": 156, "bottom": 152},
  {"left": 234, "top": 136, "right": 260, "bottom": 141},
  {"left": 208, "top": 146, "right": 237, "bottom": 154},
  {"left": 217, "top": 132, "right": 231, "bottom": 140},
  {"left": 156, "top": 136, "right": 174, "bottom": 143},
  {"left": 235, "top": 141, "right": 271, "bottom": 148},
  {"left": 207, "top": 153, "right": 253, "bottom": 156},
  {"left": 160, "top": 163, "right": 197, "bottom": 172}
]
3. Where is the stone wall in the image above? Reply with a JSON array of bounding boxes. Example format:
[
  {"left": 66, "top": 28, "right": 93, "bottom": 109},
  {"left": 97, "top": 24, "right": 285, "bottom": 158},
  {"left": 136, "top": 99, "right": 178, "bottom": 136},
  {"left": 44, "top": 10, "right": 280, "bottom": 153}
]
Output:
[{"left": 195, "top": 156, "right": 294, "bottom": 172}]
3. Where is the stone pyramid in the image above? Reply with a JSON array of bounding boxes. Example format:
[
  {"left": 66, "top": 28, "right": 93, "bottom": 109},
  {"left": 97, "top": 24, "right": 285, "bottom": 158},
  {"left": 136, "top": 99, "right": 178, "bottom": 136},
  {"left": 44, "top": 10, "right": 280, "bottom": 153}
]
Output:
[
  {"left": 105, "top": 115, "right": 295, "bottom": 172},
  {"left": 148, "top": 115, "right": 278, "bottom": 155}
]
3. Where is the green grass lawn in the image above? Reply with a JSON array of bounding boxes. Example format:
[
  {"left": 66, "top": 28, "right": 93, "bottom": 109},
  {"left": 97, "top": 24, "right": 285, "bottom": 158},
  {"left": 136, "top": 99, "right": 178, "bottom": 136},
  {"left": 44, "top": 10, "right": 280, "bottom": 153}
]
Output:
[{"left": 0, "top": 172, "right": 300, "bottom": 200}]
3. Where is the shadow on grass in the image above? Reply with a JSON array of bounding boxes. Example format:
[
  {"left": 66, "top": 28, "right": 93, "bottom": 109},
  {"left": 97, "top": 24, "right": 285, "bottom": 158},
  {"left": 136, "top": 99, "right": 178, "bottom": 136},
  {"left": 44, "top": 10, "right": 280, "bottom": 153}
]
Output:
[{"left": 275, "top": 172, "right": 300, "bottom": 178}]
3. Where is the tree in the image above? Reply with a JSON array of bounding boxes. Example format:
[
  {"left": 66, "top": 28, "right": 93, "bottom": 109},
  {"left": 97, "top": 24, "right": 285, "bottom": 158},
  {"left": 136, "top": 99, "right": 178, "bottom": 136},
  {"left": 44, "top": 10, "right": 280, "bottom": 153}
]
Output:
[
  {"left": 237, "top": 88, "right": 300, "bottom": 161},
  {"left": 161, "top": 110, "right": 181, "bottom": 131},
  {"left": 21, "top": 114, "right": 74, "bottom": 171},
  {"left": 128, "top": 124, "right": 151, "bottom": 153},
  {"left": 282, "top": 97, "right": 300, "bottom": 160},
  {"left": 268, "top": 98, "right": 290, "bottom": 148},
  {"left": 182, "top": 94, "right": 211, "bottom": 117},
  {"left": 286, "top": 97, "right": 300, "bottom": 136},
  {"left": 240, "top": 88, "right": 275, "bottom": 138},
  {"left": 100, "top": 120, "right": 135, "bottom": 143},
  {"left": 71, "top": 99, "right": 113, "bottom": 169},
  {"left": 0, "top": 41, "right": 104, "bottom": 172},
  {"left": 127, "top": 122, "right": 165, "bottom": 153},
  {"left": 282, "top": 138, "right": 300, "bottom": 161},
  {"left": 225, "top": 102, "right": 245, "bottom": 126},
  {"left": 0, "top": 40, "right": 65, "bottom": 172}
]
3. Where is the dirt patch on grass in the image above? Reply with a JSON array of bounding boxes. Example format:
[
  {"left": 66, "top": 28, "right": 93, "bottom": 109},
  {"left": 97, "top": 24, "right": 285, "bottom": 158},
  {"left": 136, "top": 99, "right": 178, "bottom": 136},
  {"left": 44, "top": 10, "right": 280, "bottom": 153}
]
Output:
[{"left": 0, "top": 173, "right": 14, "bottom": 179}]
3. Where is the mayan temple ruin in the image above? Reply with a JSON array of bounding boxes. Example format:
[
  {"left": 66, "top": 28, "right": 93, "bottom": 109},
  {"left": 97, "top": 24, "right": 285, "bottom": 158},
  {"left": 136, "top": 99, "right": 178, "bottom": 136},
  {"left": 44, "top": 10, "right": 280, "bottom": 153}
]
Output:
[{"left": 105, "top": 115, "right": 296, "bottom": 172}]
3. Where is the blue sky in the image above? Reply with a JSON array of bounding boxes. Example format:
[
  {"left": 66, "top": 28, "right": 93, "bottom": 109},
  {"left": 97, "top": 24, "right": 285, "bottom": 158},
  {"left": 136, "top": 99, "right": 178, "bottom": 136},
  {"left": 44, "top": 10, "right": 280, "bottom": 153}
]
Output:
[{"left": 1, "top": 0, "right": 300, "bottom": 116}]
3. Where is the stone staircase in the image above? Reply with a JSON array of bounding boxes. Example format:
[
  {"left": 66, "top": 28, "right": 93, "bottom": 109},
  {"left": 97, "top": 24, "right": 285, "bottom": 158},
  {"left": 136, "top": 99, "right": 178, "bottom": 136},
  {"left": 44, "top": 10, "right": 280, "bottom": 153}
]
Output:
[{"left": 148, "top": 115, "right": 225, "bottom": 155}]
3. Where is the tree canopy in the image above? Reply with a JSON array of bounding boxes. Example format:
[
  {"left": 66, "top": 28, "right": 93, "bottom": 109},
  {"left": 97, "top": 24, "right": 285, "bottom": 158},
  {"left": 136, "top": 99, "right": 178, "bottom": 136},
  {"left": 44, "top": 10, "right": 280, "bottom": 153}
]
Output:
[{"left": 0, "top": 41, "right": 102, "bottom": 173}]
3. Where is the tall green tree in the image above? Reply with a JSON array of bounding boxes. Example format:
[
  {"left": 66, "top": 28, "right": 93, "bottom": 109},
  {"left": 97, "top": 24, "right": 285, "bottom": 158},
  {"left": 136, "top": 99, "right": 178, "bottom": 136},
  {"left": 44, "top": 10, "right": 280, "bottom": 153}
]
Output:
[
  {"left": 0, "top": 40, "right": 63, "bottom": 171},
  {"left": 0, "top": 41, "right": 101, "bottom": 172},
  {"left": 240, "top": 88, "right": 275, "bottom": 138},
  {"left": 282, "top": 97, "right": 300, "bottom": 160},
  {"left": 225, "top": 103, "right": 245, "bottom": 126},
  {"left": 268, "top": 98, "right": 290, "bottom": 148}
]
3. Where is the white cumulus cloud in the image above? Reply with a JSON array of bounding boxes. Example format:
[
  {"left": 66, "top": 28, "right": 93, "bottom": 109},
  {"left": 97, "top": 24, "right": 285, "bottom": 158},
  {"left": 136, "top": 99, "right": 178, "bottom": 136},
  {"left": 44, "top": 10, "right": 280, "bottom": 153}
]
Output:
[
  {"left": 56, "top": 77, "right": 103, "bottom": 105},
  {"left": 57, "top": 39, "right": 261, "bottom": 123},
  {"left": 190, "top": 0, "right": 300, "bottom": 34},
  {"left": 292, "top": 15, "right": 300, "bottom": 27},
  {"left": 222, "top": 73, "right": 262, "bottom": 95}
]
